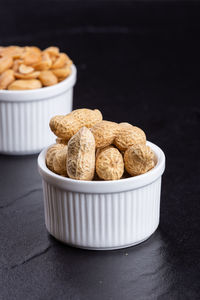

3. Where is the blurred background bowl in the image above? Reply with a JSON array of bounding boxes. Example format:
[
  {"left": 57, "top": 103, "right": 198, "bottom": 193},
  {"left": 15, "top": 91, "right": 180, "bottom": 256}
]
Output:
[{"left": 0, "top": 64, "right": 76, "bottom": 154}]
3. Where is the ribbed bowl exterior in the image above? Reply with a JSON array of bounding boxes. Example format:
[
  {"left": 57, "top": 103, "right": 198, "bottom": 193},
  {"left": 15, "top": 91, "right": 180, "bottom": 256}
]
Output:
[
  {"left": 0, "top": 90, "right": 73, "bottom": 154},
  {"left": 42, "top": 177, "right": 161, "bottom": 250},
  {"left": 0, "top": 65, "right": 76, "bottom": 154},
  {"left": 38, "top": 141, "right": 165, "bottom": 250}
]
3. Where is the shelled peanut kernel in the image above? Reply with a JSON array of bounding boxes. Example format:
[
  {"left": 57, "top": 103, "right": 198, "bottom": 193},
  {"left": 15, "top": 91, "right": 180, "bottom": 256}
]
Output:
[{"left": 0, "top": 45, "right": 73, "bottom": 90}]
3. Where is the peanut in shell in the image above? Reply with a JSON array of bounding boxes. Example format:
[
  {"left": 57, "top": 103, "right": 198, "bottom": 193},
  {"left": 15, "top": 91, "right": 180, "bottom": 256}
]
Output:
[
  {"left": 46, "top": 143, "right": 65, "bottom": 172},
  {"left": 124, "top": 143, "right": 155, "bottom": 176},
  {"left": 53, "top": 146, "right": 68, "bottom": 176},
  {"left": 96, "top": 146, "right": 124, "bottom": 180},
  {"left": 56, "top": 137, "right": 68, "bottom": 145},
  {"left": 91, "top": 120, "right": 119, "bottom": 148},
  {"left": 49, "top": 108, "right": 103, "bottom": 140},
  {"left": 114, "top": 125, "right": 146, "bottom": 151},
  {"left": 67, "top": 127, "right": 95, "bottom": 180}
]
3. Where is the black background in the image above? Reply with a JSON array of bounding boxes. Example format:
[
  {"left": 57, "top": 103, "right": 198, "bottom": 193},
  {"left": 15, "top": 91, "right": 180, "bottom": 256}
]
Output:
[{"left": 0, "top": 1, "right": 200, "bottom": 299}]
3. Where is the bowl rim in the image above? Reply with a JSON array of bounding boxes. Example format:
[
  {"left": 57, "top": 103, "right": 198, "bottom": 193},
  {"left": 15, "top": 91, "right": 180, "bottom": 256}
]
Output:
[
  {"left": 38, "top": 141, "right": 165, "bottom": 193},
  {"left": 0, "top": 64, "right": 77, "bottom": 102}
]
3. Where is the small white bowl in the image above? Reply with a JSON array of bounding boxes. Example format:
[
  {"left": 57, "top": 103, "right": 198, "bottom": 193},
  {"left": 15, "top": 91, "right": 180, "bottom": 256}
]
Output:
[
  {"left": 38, "top": 141, "right": 165, "bottom": 250},
  {"left": 0, "top": 65, "right": 77, "bottom": 154}
]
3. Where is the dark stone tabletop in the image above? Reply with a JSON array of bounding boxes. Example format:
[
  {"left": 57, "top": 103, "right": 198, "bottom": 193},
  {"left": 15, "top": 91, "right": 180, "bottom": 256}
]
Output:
[{"left": 0, "top": 1, "right": 200, "bottom": 299}]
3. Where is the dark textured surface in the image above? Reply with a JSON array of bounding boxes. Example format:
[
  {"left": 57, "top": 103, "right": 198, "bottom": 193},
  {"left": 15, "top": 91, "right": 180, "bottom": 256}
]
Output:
[{"left": 1, "top": 1, "right": 200, "bottom": 299}]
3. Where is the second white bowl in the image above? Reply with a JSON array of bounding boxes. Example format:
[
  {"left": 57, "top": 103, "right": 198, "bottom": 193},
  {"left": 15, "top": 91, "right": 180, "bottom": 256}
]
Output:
[
  {"left": 38, "top": 141, "right": 165, "bottom": 250},
  {"left": 0, "top": 65, "right": 77, "bottom": 154}
]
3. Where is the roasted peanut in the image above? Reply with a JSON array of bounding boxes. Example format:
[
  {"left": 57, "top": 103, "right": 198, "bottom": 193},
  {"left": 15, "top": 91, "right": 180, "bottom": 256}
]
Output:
[
  {"left": 24, "top": 46, "right": 41, "bottom": 55},
  {"left": 0, "top": 46, "right": 24, "bottom": 59},
  {"left": 67, "top": 127, "right": 95, "bottom": 180},
  {"left": 33, "top": 53, "right": 52, "bottom": 70},
  {"left": 46, "top": 108, "right": 156, "bottom": 181},
  {"left": 96, "top": 146, "right": 124, "bottom": 180},
  {"left": 50, "top": 108, "right": 103, "bottom": 140},
  {"left": 124, "top": 144, "right": 155, "bottom": 176},
  {"left": 14, "top": 71, "right": 40, "bottom": 80},
  {"left": 0, "top": 69, "right": 15, "bottom": 90},
  {"left": 44, "top": 46, "right": 59, "bottom": 56},
  {"left": 90, "top": 120, "right": 119, "bottom": 148},
  {"left": 8, "top": 79, "right": 42, "bottom": 90},
  {"left": 53, "top": 146, "right": 68, "bottom": 176},
  {"left": 0, "top": 46, "right": 72, "bottom": 89},
  {"left": 51, "top": 53, "right": 69, "bottom": 69},
  {"left": 56, "top": 138, "right": 68, "bottom": 145},
  {"left": 114, "top": 125, "right": 146, "bottom": 151},
  {"left": 46, "top": 144, "right": 65, "bottom": 172},
  {"left": 12, "top": 59, "right": 23, "bottom": 72},
  {"left": 52, "top": 66, "right": 71, "bottom": 80},
  {"left": 39, "top": 70, "right": 58, "bottom": 86},
  {"left": 119, "top": 122, "right": 134, "bottom": 129},
  {"left": 22, "top": 48, "right": 42, "bottom": 66},
  {"left": 0, "top": 56, "right": 13, "bottom": 74},
  {"left": 19, "top": 64, "right": 34, "bottom": 74}
]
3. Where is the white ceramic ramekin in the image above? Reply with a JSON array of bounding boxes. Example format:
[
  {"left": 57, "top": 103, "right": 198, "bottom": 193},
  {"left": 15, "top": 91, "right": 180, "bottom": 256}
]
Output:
[
  {"left": 0, "top": 65, "right": 76, "bottom": 154},
  {"left": 38, "top": 141, "right": 165, "bottom": 250}
]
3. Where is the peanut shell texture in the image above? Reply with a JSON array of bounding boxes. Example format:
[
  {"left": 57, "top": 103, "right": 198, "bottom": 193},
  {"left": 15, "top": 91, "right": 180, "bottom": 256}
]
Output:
[
  {"left": 67, "top": 127, "right": 95, "bottom": 180},
  {"left": 96, "top": 146, "right": 124, "bottom": 180},
  {"left": 114, "top": 125, "right": 146, "bottom": 151},
  {"left": 91, "top": 120, "right": 119, "bottom": 148},
  {"left": 46, "top": 143, "right": 65, "bottom": 172},
  {"left": 49, "top": 108, "right": 103, "bottom": 140},
  {"left": 53, "top": 146, "right": 68, "bottom": 176},
  {"left": 124, "top": 143, "right": 155, "bottom": 176}
]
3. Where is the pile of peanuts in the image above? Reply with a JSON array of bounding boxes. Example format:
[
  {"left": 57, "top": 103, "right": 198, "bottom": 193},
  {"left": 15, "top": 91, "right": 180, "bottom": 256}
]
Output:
[
  {"left": 46, "top": 108, "right": 155, "bottom": 181},
  {"left": 0, "top": 46, "right": 72, "bottom": 90}
]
